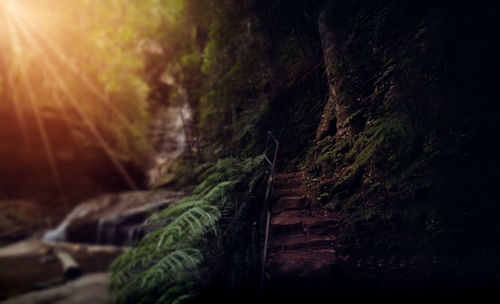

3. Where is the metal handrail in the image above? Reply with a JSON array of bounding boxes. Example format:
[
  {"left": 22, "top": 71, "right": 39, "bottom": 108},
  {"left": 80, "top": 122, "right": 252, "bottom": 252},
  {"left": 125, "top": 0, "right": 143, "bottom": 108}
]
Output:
[{"left": 259, "top": 131, "right": 279, "bottom": 299}]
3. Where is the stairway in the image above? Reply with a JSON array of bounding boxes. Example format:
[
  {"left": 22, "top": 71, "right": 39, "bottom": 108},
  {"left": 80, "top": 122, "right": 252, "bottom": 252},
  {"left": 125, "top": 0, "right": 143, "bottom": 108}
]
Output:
[
  {"left": 263, "top": 173, "right": 500, "bottom": 301},
  {"left": 266, "top": 172, "right": 338, "bottom": 281}
]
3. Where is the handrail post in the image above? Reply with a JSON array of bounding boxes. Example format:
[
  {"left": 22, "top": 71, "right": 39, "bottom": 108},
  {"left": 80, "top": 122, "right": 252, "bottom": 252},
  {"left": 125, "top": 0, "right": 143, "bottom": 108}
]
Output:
[{"left": 259, "top": 131, "right": 279, "bottom": 301}]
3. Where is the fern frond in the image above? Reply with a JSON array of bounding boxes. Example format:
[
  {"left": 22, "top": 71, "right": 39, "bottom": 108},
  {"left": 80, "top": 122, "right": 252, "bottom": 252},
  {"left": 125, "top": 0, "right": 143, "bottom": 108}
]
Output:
[
  {"left": 170, "top": 294, "right": 195, "bottom": 304},
  {"left": 149, "top": 200, "right": 209, "bottom": 224},
  {"left": 158, "top": 206, "right": 219, "bottom": 246},
  {"left": 140, "top": 249, "right": 203, "bottom": 290},
  {"left": 202, "top": 181, "right": 239, "bottom": 205},
  {"left": 194, "top": 158, "right": 240, "bottom": 195},
  {"left": 111, "top": 155, "right": 267, "bottom": 304},
  {"left": 241, "top": 154, "right": 265, "bottom": 173},
  {"left": 155, "top": 284, "right": 195, "bottom": 304},
  {"left": 193, "top": 172, "right": 226, "bottom": 196}
]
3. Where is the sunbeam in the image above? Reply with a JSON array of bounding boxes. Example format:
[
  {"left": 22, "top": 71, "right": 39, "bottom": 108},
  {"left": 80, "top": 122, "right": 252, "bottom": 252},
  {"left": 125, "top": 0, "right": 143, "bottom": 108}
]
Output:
[
  {"left": 1, "top": 4, "right": 31, "bottom": 150},
  {"left": 51, "top": 74, "right": 140, "bottom": 191},
  {"left": 6, "top": 66, "right": 31, "bottom": 151},
  {"left": 6, "top": 1, "right": 134, "bottom": 127},
  {"left": 5, "top": 13, "right": 68, "bottom": 206},
  {"left": 6, "top": 8, "right": 140, "bottom": 191},
  {"left": 49, "top": 80, "right": 77, "bottom": 144}
]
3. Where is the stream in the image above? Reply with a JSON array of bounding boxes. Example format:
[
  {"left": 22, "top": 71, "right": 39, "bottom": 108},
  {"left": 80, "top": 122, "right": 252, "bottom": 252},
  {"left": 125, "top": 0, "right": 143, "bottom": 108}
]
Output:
[
  {"left": 0, "top": 190, "right": 184, "bottom": 303},
  {"left": 0, "top": 102, "right": 190, "bottom": 303}
]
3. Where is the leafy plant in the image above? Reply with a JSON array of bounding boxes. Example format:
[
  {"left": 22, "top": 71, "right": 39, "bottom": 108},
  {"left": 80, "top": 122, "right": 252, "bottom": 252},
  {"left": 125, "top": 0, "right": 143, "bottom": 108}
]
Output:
[{"left": 111, "top": 155, "right": 267, "bottom": 303}]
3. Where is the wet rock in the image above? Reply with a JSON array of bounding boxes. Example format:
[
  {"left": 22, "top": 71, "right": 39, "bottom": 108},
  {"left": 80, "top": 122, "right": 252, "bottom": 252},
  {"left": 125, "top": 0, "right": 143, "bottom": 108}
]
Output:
[
  {"left": 0, "top": 239, "right": 122, "bottom": 298},
  {"left": 3, "top": 272, "right": 110, "bottom": 304},
  {"left": 43, "top": 190, "right": 184, "bottom": 245}
]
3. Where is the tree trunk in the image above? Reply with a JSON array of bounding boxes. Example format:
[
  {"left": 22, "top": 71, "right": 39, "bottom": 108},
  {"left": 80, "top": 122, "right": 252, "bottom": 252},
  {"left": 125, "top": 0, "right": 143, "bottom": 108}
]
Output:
[{"left": 316, "top": 1, "right": 352, "bottom": 141}]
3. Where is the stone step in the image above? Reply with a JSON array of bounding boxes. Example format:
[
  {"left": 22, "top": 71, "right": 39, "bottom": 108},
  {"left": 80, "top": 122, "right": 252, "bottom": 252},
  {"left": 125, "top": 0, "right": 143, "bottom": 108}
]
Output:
[
  {"left": 272, "top": 209, "right": 311, "bottom": 218},
  {"left": 271, "top": 188, "right": 303, "bottom": 198},
  {"left": 273, "top": 177, "right": 302, "bottom": 189},
  {"left": 271, "top": 196, "right": 308, "bottom": 213},
  {"left": 271, "top": 211, "right": 339, "bottom": 235},
  {"left": 273, "top": 173, "right": 298, "bottom": 182},
  {"left": 270, "top": 234, "right": 335, "bottom": 251},
  {"left": 267, "top": 249, "right": 337, "bottom": 279},
  {"left": 270, "top": 210, "right": 310, "bottom": 234},
  {"left": 272, "top": 211, "right": 339, "bottom": 226}
]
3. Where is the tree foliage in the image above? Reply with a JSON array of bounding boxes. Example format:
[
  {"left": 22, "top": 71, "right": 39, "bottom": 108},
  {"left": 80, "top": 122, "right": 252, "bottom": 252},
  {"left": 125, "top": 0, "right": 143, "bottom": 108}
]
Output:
[{"left": 0, "top": 0, "right": 168, "bottom": 172}]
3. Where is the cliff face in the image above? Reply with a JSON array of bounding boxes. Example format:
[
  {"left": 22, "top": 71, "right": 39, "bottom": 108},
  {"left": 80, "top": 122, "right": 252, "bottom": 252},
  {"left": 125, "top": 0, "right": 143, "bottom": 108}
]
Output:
[{"left": 305, "top": 0, "right": 500, "bottom": 256}]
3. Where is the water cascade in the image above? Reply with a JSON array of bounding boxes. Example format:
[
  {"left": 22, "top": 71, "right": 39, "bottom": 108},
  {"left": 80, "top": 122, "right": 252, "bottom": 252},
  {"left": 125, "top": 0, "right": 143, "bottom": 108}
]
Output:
[
  {"left": 146, "top": 88, "right": 193, "bottom": 187},
  {"left": 43, "top": 191, "right": 184, "bottom": 245}
]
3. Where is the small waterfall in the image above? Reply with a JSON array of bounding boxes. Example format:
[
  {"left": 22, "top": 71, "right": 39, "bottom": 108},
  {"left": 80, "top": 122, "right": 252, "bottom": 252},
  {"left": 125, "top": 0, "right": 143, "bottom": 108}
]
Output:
[
  {"left": 96, "top": 218, "right": 105, "bottom": 245},
  {"left": 43, "top": 194, "right": 115, "bottom": 243},
  {"left": 104, "top": 222, "right": 117, "bottom": 245},
  {"left": 146, "top": 88, "right": 193, "bottom": 187},
  {"left": 42, "top": 222, "right": 69, "bottom": 243},
  {"left": 43, "top": 191, "right": 183, "bottom": 245},
  {"left": 127, "top": 225, "right": 138, "bottom": 242},
  {"left": 96, "top": 218, "right": 119, "bottom": 245}
]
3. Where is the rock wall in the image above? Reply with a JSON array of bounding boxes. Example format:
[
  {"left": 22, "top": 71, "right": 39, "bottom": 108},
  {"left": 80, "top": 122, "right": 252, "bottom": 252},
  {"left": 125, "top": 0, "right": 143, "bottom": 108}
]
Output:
[{"left": 305, "top": 0, "right": 500, "bottom": 256}]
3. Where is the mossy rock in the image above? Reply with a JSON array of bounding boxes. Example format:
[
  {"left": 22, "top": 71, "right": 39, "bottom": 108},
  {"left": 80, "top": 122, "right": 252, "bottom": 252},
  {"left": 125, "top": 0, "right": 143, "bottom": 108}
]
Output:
[{"left": 0, "top": 200, "right": 44, "bottom": 245}]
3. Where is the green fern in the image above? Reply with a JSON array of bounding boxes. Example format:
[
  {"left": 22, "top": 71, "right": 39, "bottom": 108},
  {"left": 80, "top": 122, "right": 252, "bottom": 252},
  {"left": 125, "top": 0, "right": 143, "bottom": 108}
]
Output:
[
  {"left": 110, "top": 198, "right": 220, "bottom": 303},
  {"left": 146, "top": 200, "right": 209, "bottom": 224},
  {"left": 111, "top": 155, "right": 267, "bottom": 304},
  {"left": 202, "top": 181, "right": 239, "bottom": 205},
  {"left": 140, "top": 249, "right": 203, "bottom": 289},
  {"left": 193, "top": 158, "right": 240, "bottom": 196}
]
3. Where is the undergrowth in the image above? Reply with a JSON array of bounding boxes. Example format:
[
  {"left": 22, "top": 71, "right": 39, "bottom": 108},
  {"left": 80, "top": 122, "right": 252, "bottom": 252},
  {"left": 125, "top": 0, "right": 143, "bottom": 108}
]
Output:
[
  {"left": 301, "top": 0, "right": 500, "bottom": 256},
  {"left": 111, "top": 155, "right": 268, "bottom": 304}
]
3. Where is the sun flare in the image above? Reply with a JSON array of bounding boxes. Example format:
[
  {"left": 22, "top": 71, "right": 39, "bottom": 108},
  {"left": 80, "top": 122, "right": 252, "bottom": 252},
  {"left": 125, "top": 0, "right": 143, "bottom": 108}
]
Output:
[{"left": 0, "top": 0, "right": 149, "bottom": 200}]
